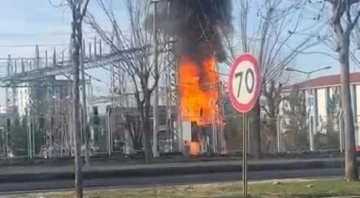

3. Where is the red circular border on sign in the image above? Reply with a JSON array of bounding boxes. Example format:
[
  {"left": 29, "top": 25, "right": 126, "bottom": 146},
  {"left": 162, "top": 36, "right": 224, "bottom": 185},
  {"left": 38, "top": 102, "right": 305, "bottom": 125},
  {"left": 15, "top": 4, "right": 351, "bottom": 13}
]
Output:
[{"left": 227, "top": 53, "right": 262, "bottom": 113}]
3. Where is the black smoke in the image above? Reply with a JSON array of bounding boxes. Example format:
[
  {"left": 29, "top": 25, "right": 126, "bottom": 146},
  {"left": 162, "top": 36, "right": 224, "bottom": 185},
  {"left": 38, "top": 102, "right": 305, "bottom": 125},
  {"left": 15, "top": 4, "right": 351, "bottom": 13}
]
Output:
[{"left": 147, "top": 0, "right": 233, "bottom": 65}]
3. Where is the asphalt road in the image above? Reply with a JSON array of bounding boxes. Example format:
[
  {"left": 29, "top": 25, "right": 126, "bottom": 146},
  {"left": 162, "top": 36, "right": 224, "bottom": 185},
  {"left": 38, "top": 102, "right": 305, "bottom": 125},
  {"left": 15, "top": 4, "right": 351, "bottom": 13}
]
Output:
[{"left": 0, "top": 168, "right": 347, "bottom": 195}]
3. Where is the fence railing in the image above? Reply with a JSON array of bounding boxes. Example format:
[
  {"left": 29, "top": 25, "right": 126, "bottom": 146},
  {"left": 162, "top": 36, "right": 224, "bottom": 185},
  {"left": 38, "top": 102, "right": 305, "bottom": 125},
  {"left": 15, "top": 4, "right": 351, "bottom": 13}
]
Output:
[
  {"left": 0, "top": 112, "right": 354, "bottom": 160},
  {"left": 223, "top": 114, "right": 351, "bottom": 154}
]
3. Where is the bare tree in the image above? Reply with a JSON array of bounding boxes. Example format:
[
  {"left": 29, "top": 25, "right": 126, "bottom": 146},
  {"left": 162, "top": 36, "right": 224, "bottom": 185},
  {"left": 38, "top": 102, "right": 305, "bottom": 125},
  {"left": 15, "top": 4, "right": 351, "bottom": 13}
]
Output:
[
  {"left": 261, "top": 78, "right": 285, "bottom": 152},
  {"left": 281, "top": 85, "right": 309, "bottom": 151},
  {"left": 225, "top": 0, "right": 321, "bottom": 159},
  {"left": 123, "top": 113, "right": 142, "bottom": 150},
  {"left": 50, "top": 0, "right": 90, "bottom": 197},
  {"left": 69, "top": 0, "right": 90, "bottom": 197},
  {"left": 310, "top": 0, "right": 360, "bottom": 181},
  {"left": 86, "top": 0, "right": 170, "bottom": 162},
  {"left": 53, "top": 99, "right": 72, "bottom": 156}
]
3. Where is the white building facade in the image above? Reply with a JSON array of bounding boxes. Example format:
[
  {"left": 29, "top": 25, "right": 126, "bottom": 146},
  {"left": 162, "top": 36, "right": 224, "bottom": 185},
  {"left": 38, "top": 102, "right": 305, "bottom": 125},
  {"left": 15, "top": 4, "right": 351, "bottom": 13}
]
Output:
[{"left": 281, "top": 72, "right": 360, "bottom": 147}]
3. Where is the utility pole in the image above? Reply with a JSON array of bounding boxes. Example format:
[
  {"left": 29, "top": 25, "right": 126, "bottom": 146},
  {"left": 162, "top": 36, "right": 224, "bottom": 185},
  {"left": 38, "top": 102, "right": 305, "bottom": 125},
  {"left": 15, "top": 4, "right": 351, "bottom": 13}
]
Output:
[
  {"left": 81, "top": 41, "right": 90, "bottom": 165},
  {"left": 152, "top": 0, "right": 160, "bottom": 158}
]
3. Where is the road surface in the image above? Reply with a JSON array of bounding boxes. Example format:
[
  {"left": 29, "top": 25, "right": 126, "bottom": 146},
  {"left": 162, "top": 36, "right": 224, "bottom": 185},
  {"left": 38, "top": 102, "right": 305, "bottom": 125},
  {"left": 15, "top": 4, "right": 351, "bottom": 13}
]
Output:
[
  {"left": 0, "top": 168, "right": 347, "bottom": 195},
  {"left": 0, "top": 157, "right": 348, "bottom": 176}
]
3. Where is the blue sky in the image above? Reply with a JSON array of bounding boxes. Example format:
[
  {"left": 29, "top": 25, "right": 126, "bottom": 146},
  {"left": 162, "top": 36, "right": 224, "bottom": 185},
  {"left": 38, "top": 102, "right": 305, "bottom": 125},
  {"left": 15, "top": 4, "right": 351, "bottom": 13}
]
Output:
[{"left": 0, "top": 0, "right": 353, "bottom": 105}]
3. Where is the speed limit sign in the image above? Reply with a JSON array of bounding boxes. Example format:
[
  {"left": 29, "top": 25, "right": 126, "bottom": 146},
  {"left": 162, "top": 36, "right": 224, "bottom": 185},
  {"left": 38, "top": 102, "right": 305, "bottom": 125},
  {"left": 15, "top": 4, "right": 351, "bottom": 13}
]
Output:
[{"left": 227, "top": 53, "right": 262, "bottom": 113}]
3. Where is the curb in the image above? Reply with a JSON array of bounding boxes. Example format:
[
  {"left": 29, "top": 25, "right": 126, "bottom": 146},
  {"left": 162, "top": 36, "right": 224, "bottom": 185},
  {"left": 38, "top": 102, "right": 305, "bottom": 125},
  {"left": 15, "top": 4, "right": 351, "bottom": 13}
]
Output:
[{"left": 0, "top": 158, "right": 354, "bottom": 183}]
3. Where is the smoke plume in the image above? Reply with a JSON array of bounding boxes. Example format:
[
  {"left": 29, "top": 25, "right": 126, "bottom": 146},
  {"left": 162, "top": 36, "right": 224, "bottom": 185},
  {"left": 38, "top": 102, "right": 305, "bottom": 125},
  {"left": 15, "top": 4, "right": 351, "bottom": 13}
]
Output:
[{"left": 147, "top": 0, "right": 233, "bottom": 64}]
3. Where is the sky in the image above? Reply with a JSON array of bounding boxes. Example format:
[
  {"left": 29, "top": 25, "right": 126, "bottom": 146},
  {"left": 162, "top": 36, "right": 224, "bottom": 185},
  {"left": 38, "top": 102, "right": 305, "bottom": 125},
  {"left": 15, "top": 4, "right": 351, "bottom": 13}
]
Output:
[
  {"left": 0, "top": 0, "right": 355, "bottom": 105},
  {"left": 0, "top": 0, "right": 127, "bottom": 105}
]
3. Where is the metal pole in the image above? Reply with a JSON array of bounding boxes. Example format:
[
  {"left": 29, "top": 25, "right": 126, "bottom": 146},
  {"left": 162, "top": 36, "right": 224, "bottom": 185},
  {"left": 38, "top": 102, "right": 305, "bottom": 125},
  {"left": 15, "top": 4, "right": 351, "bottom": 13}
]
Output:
[
  {"left": 307, "top": 73, "right": 315, "bottom": 151},
  {"left": 276, "top": 114, "right": 281, "bottom": 152},
  {"left": 165, "top": 1, "right": 173, "bottom": 153},
  {"left": 175, "top": 52, "right": 182, "bottom": 153},
  {"left": 212, "top": 100, "right": 217, "bottom": 153},
  {"left": 311, "top": 76, "right": 317, "bottom": 151},
  {"left": 152, "top": 0, "right": 160, "bottom": 158},
  {"left": 242, "top": 113, "right": 248, "bottom": 196},
  {"left": 81, "top": 41, "right": 90, "bottom": 165},
  {"left": 26, "top": 109, "right": 32, "bottom": 159},
  {"left": 31, "top": 114, "right": 35, "bottom": 159},
  {"left": 106, "top": 107, "right": 112, "bottom": 156},
  {"left": 5, "top": 121, "right": 9, "bottom": 160},
  {"left": 338, "top": 110, "right": 344, "bottom": 152}
]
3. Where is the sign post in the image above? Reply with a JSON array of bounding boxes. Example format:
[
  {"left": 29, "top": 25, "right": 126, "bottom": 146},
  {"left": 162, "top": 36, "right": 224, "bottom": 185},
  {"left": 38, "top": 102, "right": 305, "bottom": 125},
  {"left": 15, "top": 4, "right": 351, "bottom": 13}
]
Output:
[{"left": 227, "top": 53, "right": 262, "bottom": 196}]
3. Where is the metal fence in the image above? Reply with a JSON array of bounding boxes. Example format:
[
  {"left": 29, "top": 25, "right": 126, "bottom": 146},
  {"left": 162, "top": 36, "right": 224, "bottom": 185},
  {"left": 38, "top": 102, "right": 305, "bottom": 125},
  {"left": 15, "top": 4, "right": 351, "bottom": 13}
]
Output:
[
  {"left": 277, "top": 115, "right": 342, "bottom": 153},
  {"left": 0, "top": 114, "right": 73, "bottom": 159},
  {"left": 222, "top": 114, "right": 347, "bottom": 155},
  {"left": 0, "top": 111, "right": 353, "bottom": 160}
]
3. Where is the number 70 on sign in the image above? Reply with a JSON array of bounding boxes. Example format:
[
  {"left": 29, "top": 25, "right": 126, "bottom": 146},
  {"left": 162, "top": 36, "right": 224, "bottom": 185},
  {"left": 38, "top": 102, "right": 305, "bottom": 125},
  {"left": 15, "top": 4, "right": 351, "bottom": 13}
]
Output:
[{"left": 227, "top": 54, "right": 262, "bottom": 113}]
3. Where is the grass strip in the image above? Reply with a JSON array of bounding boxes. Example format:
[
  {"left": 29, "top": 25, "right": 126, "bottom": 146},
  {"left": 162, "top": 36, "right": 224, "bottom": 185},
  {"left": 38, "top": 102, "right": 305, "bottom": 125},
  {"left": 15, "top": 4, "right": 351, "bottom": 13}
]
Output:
[{"left": 7, "top": 180, "right": 360, "bottom": 198}]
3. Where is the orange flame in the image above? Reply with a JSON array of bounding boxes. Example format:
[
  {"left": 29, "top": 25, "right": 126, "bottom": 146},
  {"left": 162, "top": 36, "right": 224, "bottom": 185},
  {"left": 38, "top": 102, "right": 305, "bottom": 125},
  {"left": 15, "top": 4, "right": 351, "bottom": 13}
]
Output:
[{"left": 178, "top": 56, "right": 223, "bottom": 126}]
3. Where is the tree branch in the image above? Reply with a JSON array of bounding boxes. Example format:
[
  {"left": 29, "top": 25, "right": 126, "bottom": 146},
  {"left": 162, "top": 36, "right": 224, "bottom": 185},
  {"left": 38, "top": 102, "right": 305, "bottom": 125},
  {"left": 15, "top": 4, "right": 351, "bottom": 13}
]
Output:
[
  {"left": 49, "top": 0, "right": 68, "bottom": 7},
  {"left": 346, "top": 10, "right": 360, "bottom": 34},
  {"left": 80, "top": 0, "right": 90, "bottom": 19}
]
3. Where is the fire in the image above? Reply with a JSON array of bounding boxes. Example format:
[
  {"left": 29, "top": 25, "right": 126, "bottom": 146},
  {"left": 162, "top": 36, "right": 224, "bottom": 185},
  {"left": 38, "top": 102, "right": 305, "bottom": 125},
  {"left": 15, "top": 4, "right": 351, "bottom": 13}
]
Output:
[{"left": 178, "top": 56, "right": 223, "bottom": 126}]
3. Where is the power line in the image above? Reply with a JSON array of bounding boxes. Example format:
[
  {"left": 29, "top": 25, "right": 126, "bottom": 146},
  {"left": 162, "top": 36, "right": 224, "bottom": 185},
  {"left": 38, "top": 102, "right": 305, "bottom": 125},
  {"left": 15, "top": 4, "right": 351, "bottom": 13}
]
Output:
[
  {"left": 0, "top": 31, "right": 98, "bottom": 36},
  {"left": 0, "top": 31, "right": 106, "bottom": 48},
  {"left": 0, "top": 39, "right": 109, "bottom": 48},
  {"left": 0, "top": 44, "right": 69, "bottom": 48}
]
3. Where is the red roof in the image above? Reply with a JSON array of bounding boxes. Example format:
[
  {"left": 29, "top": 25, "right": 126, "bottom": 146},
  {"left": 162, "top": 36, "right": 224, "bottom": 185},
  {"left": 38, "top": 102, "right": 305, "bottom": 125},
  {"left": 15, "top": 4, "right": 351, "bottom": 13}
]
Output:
[{"left": 284, "top": 72, "right": 360, "bottom": 91}]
